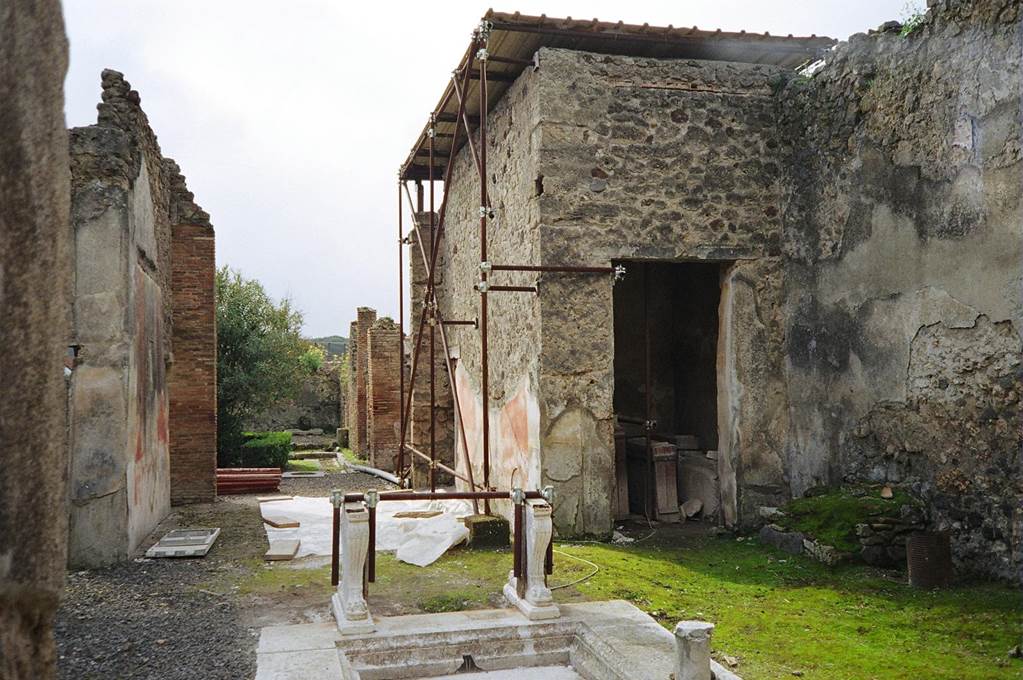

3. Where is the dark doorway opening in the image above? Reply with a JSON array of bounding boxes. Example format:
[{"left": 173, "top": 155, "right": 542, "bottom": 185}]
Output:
[{"left": 611, "top": 261, "right": 724, "bottom": 521}]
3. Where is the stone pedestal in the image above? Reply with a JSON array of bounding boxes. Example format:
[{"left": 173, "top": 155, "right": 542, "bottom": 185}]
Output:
[
  {"left": 504, "top": 499, "right": 559, "bottom": 620},
  {"left": 674, "top": 621, "right": 714, "bottom": 680},
  {"left": 332, "top": 501, "right": 375, "bottom": 634}
]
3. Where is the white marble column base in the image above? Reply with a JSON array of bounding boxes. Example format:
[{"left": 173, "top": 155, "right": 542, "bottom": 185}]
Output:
[
  {"left": 503, "top": 581, "right": 560, "bottom": 621},
  {"left": 332, "top": 592, "right": 375, "bottom": 634}
]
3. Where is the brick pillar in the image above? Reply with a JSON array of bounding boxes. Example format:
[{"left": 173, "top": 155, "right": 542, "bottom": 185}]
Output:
[
  {"left": 408, "top": 216, "right": 454, "bottom": 485},
  {"left": 352, "top": 307, "right": 376, "bottom": 457},
  {"left": 169, "top": 221, "right": 216, "bottom": 504},
  {"left": 367, "top": 317, "right": 402, "bottom": 470},
  {"left": 344, "top": 320, "right": 358, "bottom": 436}
]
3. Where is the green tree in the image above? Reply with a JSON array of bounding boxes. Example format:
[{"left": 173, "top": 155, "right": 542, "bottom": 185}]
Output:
[
  {"left": 299, "top": 343, "right": 326, "bottom": 373},
  {"left": 216, "top": 266, "right": 306, "bottom": 466}
]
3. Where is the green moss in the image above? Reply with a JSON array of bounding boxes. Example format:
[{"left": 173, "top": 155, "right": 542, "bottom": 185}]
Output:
[
  {"left": 556, "top": 534, "right": 1019, "bottom": 680},
  {"left": 339, "top": 447, "right": 366, "bottom": 465},
  {"left": 777, "top": 486, "right": 917, "bottom": 553},
  {"left": 286, "top": 458, "right": 321, "bottom": 473}
]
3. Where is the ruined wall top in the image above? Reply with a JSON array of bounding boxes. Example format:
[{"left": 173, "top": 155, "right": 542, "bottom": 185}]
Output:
[{"left": 164, "top": 158, "right": 212, "bottom": 229}]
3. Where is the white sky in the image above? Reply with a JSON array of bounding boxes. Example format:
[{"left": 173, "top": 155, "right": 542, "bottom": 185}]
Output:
[{"left": 62, "top": 0, "right": 918, "bottom": 337}]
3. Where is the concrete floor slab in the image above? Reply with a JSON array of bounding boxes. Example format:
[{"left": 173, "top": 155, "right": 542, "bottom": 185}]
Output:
[{"left": 255, "top": 649, "right": 343, "bottom": 680}]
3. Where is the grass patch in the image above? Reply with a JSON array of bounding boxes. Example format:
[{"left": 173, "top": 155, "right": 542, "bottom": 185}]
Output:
[
  {"left": 338, "top": 447, "right": 367, "bottom": 465},
  {"left": 286, "top": 458, "right": 321, "bottom": 473},
  {"left": 555, "top": 532, "right": 1020, "bottom": 679},
  {"left": 775, "top": 486, "right": 918, "bottom": 552}
]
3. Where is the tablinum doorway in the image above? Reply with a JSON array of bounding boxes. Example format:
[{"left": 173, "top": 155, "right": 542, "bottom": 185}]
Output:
[{"left": 612, "top": 260, "right": 724, "bottom": 520}]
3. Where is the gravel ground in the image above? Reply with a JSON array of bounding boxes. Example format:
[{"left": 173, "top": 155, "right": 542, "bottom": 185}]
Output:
[
  {"left": 56, "top": 560, "right": 255, "bottom": 680},
  {"left": 281, "top": 462, "right": 394, "bottom": 497},
  {"left": 54, "top": 467, "right": 387, "bottom": 680}
]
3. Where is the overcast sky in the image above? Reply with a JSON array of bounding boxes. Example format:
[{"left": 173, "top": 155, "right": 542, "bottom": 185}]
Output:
[{"left": 63, "top": 0, "right": 918, "bottom": 337}]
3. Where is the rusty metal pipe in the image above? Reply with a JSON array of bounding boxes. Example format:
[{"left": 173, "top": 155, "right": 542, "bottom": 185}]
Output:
[
  {"left": 331, "top": 504, "right": 340, "bottom": 586},
  {"left": 490, "top": 264, "right": 613, "bottom": 274},
  {"left": 513, "top": 501, "right": 523, "bottom": 579},
  {"left": 429, "top": 113, "right": 437, "bottom": 494},
  {"left": 404, "top": 444, "right": 481, "bottom": 489},
  {"left": 400, "top": 198, "right": 479, "bottom": 510},
  {"left": 485, "top": 285, "right": 537, "bottom": 293},
  {"left": 368, "top": 505, "right": 376, "bottom": 583},
  {"left": 397, "top": 181, "right": 405, "bottom": 478},
  {"left": 343, "top": 490, "right": 544, "bottom": 503},
  {"left": 479, "top": 51, "right": 491, "bottom": 511}
]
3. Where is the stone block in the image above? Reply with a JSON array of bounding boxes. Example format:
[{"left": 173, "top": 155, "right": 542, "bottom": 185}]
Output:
[
  {"left": 460, "top": 514, "right": 510, "bottom": 548},
  {"left": 758, "top": 524, "right": 804, "bottom": 555}
]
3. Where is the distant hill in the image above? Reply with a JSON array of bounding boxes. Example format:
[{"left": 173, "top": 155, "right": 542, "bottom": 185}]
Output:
[{"left": 309, "top": 335, "right": 348, "bottom": 358}]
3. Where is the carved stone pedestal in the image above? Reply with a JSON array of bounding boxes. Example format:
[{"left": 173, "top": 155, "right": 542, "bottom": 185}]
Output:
[
  {"left": 332, "top": 500, "right": 375, "bottom": 634},
  {"left": 504, "top": 498, "right": 560, "bottom": 620}
]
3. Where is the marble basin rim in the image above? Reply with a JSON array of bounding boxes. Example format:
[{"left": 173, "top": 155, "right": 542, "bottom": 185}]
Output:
[{"left": 255, "top": 600, "right": 741, "bottom": 680}]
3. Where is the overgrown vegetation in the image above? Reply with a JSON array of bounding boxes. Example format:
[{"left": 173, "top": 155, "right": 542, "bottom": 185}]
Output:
[
  {"left": 232, "top": 431, "right": 292, "bottom": 469},
  {"left": 774, "top": 485, "right": 919, "bottom": 552},
  {"left": 900, "top": 1, "right": 927, "bottom": 36},
  {"left": 215, "top": 267, "right": 308, "bottom": 466}
]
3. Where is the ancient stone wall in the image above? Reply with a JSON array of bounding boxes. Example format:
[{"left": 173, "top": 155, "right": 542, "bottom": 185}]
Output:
[
  {"left": 68, "top": 70, "right": 215, "bottom": 566},
  {"left": 534, "top": 48, "right": 789, "bottom": 533},
  {"left": 408, "top": 217, "right": 454, "bottom": 484},
  {"left": 246, "top": 362, "right": 342, "bottom": 432},
  {"left": 779, "top": 0, "right": 1021, "bottom": 580},
  {"left": 367, "top": 318, "right": 402, "bottom": 469},
  {"left": 0, "top": 1, "right": 71, "bottom": 676},
  {"left": 168, "top": 162, "right": 217, "bottom": 505}
]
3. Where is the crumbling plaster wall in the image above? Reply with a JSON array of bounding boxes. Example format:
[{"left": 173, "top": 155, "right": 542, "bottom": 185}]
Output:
[
  {"left": 779, "top": 0, "right": 1021, "bottom": 579},
  {"left": 534, "top": 48, "right": 789, "bottom": 533},
  {"left": 437, "top": 65, "right": 544, "bottom": 521},
  {"left": 68, "top": 70, "right": 190, "bottom": 567},
  {"left": 0, "top": 0, "right": 71, "bottom": 675}
]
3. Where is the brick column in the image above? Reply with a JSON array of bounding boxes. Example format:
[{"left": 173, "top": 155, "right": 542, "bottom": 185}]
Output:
[
  {"left": 169, "top": 221, "right": 216, "bottom": 504},
  {"left": 351, "top": 307, "right": 376, "bottom": 457},
  {"left": 367, "top": 317, "right": 402, "bottom": 470}
]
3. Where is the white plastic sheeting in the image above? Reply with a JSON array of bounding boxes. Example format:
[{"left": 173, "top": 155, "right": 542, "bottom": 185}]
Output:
[{"left": 259, "top": 496, "right": 473, "bottom": 566}]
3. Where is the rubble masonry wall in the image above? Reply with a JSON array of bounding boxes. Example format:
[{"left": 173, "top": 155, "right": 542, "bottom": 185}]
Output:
[{"left": 779, "top": 0, "right": 1021, "bottom": 580}]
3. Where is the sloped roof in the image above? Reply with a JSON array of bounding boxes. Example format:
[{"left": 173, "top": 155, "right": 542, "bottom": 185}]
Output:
[{"left": 400, "top": 10, "right": 835, "bottom": 180}]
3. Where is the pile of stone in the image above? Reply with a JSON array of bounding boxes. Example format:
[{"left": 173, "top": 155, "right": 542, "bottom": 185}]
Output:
[
  {"left": 855, "top": 504, "right": 928, "bottom": 567},
  {"left": 757, "top": 499, "right": 928, "bottom": 568}
]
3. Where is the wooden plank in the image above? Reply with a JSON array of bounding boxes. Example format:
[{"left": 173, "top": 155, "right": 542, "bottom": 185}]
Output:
[
  {"left": 264, "top": 539, "right": 300, "bottom": 561},
  {"left": 263, "top": 515, "right": 300, "bottom": 529},
  {"left": 393, "top": 510, "right": 443, "bottom": 519}
]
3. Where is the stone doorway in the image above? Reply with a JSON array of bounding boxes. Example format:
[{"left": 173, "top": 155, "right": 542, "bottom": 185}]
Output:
[{"left": 611, "top": 261, "right": 726, "bottom": 522}]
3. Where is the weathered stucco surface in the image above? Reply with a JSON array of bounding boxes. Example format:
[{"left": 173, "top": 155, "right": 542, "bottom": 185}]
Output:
[
  {"left": 535, "top": 48, "right": 788, "bottom": 533},
  {"left": 0, "top": 1, "right": 71, "bottom": 676},
  {"left": 67, "top": 70, "right": 211, "bottom": 567},
  {"left": 425, "top": 1, "right": 1020, "bottom": 577},
  {"left": 438, "top": 65, "right": 544, "bottom": 523},
  {"left": 779, "top": 0, "right": 1021, "bottom": 579}
]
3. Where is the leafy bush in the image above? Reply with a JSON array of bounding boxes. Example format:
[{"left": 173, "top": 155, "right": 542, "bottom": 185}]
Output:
[
  {"left": 299, "top": 344, "right": 325, "bottom": 373},
  {"left": 216, "top": 267, "right": 308, "bottom": 463},
  {"left": 235, "top": 431, "right": 292, "bottom": 470}
]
